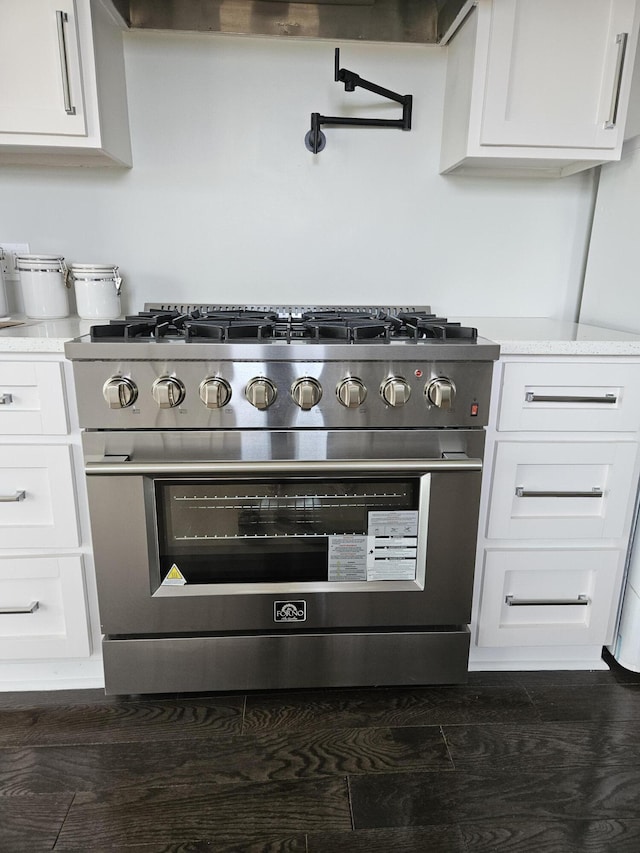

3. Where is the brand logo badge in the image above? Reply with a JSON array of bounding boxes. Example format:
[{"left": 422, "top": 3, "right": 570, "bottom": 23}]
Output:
[{"left": 274, "top": 600, "right": 307, "bottom": 623}]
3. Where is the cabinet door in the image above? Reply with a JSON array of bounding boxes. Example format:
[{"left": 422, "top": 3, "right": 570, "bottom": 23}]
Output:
[
  {"left": 0, "top": 362, "right": 68, "bottom": 435},
  {"left": 498, "top": 362, "right": 640, "bottom": 433},
  {"left": 0, "top": 0, "right": 86, "bottom": 136},
  {"left": 0, "top": 445, "right": 79, "bottom": 548},
  {"left": 481, "top": 0, "right": 636, "bottom": 149},
  {"left": 477, "top": 548, "right": 621, "bottom": 646},
  {"left": 487, "top": 440, "right": 638, "bottom": 540},
  {"left": 0, "top": 556, "right": 90, "bottom": 659}
]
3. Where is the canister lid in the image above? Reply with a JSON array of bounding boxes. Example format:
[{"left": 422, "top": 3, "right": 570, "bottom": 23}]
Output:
[
  {"left": 15, "top": 253, "right": 66, "bottom": 271},
  {"left": 70, "top": 263, "right": 119, "bottom": 272},
  {"left": 69, "top": 263, "right": 119, "bottom": 277}
]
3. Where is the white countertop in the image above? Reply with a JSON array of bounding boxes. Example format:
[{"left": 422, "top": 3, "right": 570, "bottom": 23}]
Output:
[
  {"left": 2, "top": 314, "right": 640, "bottom": 356},
  {"left": 455, "top": 317, "right": 640, "bottom": 355},
  {"left": 0, "top": 315, "right": 91, "bottom": 353}
]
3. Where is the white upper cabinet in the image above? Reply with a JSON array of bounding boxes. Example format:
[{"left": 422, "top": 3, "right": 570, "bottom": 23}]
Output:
[
  {"left": 0, "top": 0, "right": 131, "bottom": 166},
  {"left": 441, "top": 0, "right": 640, "bottom": 177},
  {"left": 0, "top": 0, "right": 87, "bottom": 137}
]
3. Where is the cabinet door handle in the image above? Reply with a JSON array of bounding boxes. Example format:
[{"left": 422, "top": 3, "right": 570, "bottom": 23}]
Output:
[
  {"left": 56, "top": 10, "right": 77, "bottom": 116},
  {"left": 0, "top": 393, "right": 13, "bottom": 405},
  {"left": 515, "top": 486, "right": 603, "bottom": 498},
  {"left": 605, "top": 32, "right": 628, "bottom": 129},
  {"left": 0, "top": 601, "right": 39, "bottom": 614},
  {"left": 506, "top": 595, "right": 590, "bottom": 607},
  {"left": 525, "top": 392, "right": 617, "bottom": 404},
  {"left": 0, "top": 490, "right": 26, "bottom": 502}
]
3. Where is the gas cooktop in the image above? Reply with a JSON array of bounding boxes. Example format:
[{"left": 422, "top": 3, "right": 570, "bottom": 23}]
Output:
[
  {"left": 88, "top": 304, "right": 479, "bottom": 344},
  {"left": 65, "top": 304, "right": 500, "bottom": 432}
]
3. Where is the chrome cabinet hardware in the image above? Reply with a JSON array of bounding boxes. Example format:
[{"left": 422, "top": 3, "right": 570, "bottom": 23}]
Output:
[
  {"left": 0, "top": 601, "right": 39, "bottom": 614},
  {"left": 515, "top": 486, "right": 603, "bottom": 499},
  {"left": 0, "top": 393, "right": 13, "bottom": 405},
  {"left": 525, "top": 392, "right": 617, "bottom": 404},
  {"left": 605, "top": 32, "right": 628, "bottom": 129},
  {"left": 56, "top": 10, "right": 77, "bottom": 116},
  {"left": 506, "top": 594, "right": 590, "bottom": 607},
  {"left": 0, "top": 490, "right": 26, "bottom": 502}
]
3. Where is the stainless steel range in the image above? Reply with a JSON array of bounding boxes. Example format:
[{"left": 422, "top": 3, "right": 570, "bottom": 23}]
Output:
[{"left": 65, "top": 305, "right": 499, "bottom": 694}]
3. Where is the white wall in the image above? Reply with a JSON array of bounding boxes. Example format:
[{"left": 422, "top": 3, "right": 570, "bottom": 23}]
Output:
[
  {"left": 0, "top": 31, "right": 595, "bottom": 318},
  {"left": 579, "top": 137, "right": 640, "bottom": 333}
]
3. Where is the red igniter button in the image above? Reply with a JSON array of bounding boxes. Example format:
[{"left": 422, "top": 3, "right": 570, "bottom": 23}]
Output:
[{"left": 470, "top": 402, "right": 479, "bottom": 417}]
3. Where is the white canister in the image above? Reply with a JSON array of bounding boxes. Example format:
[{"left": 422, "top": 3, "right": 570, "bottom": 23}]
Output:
[
  {"left": 70, "top": 264, "right": 122, "bottom": 320},
  {"left": 16, "top": 254, "right": 70, "bottom": 319},
  {"left": 0, "top": 249, "right": 7, "bottom": 316}
]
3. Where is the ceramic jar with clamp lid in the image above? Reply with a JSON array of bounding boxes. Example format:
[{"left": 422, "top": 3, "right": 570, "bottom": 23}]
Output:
[
  {"left": 69, "top": 264, "right": 122, "bottom": 320},
  {"left": 16, "top": 254, "right": 70, "bottom": 319}
]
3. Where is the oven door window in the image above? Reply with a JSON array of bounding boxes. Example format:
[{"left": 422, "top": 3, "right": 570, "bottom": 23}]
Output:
[{"left": 154, "top": 477, "right": 421, "bottom": 586}]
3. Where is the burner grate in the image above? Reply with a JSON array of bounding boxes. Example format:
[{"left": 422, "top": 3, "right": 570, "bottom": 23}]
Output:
[
  {"left": 185, "top": 319, "right": 276, "bottom": 341},
  {"left": 304, "top": 318, "right": 392, "bottom": 341},
  {"left": 88, "top": 305, "right": 479, "bottom": 344}
]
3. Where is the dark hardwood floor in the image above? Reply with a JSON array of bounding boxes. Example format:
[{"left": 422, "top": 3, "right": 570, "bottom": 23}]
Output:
[{"left": 2, "top": 649, "right": 640, "bottom": 852}]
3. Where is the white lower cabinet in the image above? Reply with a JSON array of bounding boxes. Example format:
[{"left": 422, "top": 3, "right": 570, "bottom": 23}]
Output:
[
  {"left": 0, "top": 445, "right": 79, "bottom": 548},
  {"left": 498, "top": 361, "right": 640, "bottom": 432},
  {"left": 471, "top": 354, "right": 640, "bottom": 670},
  {"left": 0, "top": 556, "right": 90, "bottom": 659},
  {"left": 0, "top": 361, "right": 68, "bottom": 435},
  {"left": 478, "top": 548, "right": 623, "bottom": 647},
  {"left": 487, "top": 440, "right": 638, "bottom": 540},
  {"left": 0, "top": 351, "right": 100, "bottom": 690}
]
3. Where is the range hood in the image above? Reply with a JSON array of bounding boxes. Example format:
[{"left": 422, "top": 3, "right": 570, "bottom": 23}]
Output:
[{"left": 110, "top": 0, "right": 470, "bottom": 44}]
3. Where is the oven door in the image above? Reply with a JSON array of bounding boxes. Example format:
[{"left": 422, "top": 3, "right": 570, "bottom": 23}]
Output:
[{"left": 85, "top": 452, "right": 483, "bottom": 637}]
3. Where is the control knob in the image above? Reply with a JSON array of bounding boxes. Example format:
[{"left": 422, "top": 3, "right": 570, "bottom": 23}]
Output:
[
  {"left": 336, "top": 377, "right": 367, "bottom": 408},
  {"left": 246, "top": 377, "right": 277, "bottom": 410},
  {"left": 152, "top": 376, "right": 186, "bottom": 409},
  {"left": 199, "top": 377, "right": 232, "bottom": 409},
  {"left": 380, "top": 376, "right": 411, "bottom": 407},
  {"left": 426, "top": 377, "right": 456, "bottom": 411},
  {"left": 103, "top": 376, "right": 138, "bottom": 409},
  {"left": 291, "top": 377, "right": 322, "bottom": 410}
]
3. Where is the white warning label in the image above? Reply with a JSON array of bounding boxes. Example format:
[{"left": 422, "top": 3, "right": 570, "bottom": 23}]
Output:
[
  {"left": 328, "top": 536, "right": 368, "bottom": 581},
  {"left": 368, "top": 510, "right": 418, "bottom": 537},
  {"left": 327, "top": 511, "right": 420, "bottom": 582},
  {"left": 366, "top": 510, "right": 418, "bottom": 581}
]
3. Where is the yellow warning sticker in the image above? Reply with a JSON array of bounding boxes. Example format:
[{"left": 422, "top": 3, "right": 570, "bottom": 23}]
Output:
[{"left": 162, "top": 564, "right": 187, "bottom": 586}]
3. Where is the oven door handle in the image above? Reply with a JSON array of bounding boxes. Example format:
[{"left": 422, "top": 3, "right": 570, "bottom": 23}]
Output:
[{"left": 84, "top": 457, "right": 483, "bottom": 476}]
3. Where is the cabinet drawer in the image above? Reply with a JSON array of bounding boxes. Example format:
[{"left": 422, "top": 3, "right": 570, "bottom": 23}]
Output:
[
  {"left": 0, "top": 362, "right": 68, "bottom": 435},
  {"left": 0, "top": 556, "right": 90, "bottom": 659},
  {"left": 487, "top": 441, "right": 637, "bottom": 540},
  {"left": 477, "top": 549, "right": 621, "bottom": 647},
  {"left": 0, "top": 445, "right": 79, "bottom": 548},
  {"left": 498, "top": 362, "right": 640, "bottom": 432}
]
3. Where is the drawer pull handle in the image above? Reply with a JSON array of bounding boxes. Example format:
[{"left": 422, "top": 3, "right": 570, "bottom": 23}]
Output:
[
  {"left": 506, "top": 595, "right": 590, "bottom": 607},
  {"left": 56, "top": 10, "right": 77, "bottom": 116},
  {"left": 0, "top": 601, "right": 39, "bottom": 614},
  {"left": 0, "top": 490, "right": 26, "bottom": 502},
  {"left": 605, "top": 32, "right": 628, "bottom": 129},
  {"left": 0, "top": 393, "right": 13, "bottom": 405},
  {"left": 525, "top": 392, "right": 617, "bottom": 404},
  {"left": 515, "top": 486, "right": 603, "bottom": 499}
]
